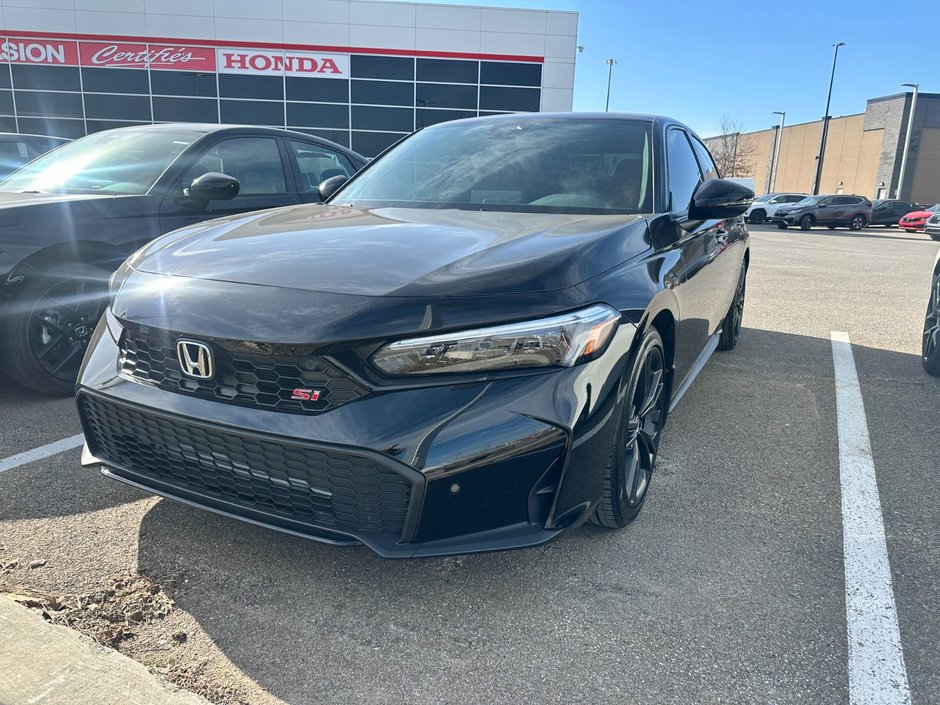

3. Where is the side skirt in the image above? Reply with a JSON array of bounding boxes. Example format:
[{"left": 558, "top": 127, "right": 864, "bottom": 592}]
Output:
[{"left": 668, "top": 332, "right": 720, "bottom": 413}]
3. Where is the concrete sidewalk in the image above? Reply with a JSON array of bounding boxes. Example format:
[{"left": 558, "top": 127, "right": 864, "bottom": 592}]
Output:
[{"left": 0, "top": 596, "right": 208, "bottom": 705}]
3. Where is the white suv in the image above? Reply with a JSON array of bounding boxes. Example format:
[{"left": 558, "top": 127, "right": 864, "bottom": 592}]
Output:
[{"left": 745, "top": 193, "right": 807, "bottom": 225}]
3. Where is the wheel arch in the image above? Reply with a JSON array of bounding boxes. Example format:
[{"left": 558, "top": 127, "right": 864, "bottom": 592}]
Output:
[{"left": 633, "top": 291, "right": 679, "bottom": 406}]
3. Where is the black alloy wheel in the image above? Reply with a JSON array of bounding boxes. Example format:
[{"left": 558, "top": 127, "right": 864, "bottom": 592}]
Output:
[
  {"left": 923, "top": 272, "right": 940, "bottom": 377},
  {"left": 929, "top": 232, "right": 940, "bottom": 242},
  {"left": 750, "top": 210, "right": 766, "bottom": 225},
  {"left": 591, "top": 328, "right": 667, "bottom": 528},
  {"left": 800, "top": 215, "right": 814, "bottom": 231},
  {"left": 0, "top": 264, "right": 110, "bottom": 395},
  {"left": 777, "top": 222, "right": 788, "bottom": 230},
  {"left": 850, "top": 215, "right": 867, "bottom": 231},
  {"left": 718, "top": 264, "right": 747, "bottom": 351}
]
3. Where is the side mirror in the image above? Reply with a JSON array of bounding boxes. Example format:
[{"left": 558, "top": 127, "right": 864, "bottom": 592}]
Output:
[
  {"left": 317, "top": 174, "right": 348, "bottom": 202},
  {"left": 817, "top": 202, "right": 828, "bottom": 208},
  {"left": 186, "top": 172, "right": 240, "bottom": 202},
  {"left": 687, "top": 178, "right": 754, "bottom": 221}
]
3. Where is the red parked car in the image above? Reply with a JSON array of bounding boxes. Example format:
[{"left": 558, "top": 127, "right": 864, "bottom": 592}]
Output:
[{"left": 899, "top": 204, "right": 940, "bottom": 232}]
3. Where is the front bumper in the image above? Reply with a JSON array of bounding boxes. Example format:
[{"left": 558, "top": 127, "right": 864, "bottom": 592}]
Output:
[
  {"left": 77, "top": 310, "right": 637, "bottom": 557},
  {"left": 900, "top": 220, "right": 926, "bottom": 230}
]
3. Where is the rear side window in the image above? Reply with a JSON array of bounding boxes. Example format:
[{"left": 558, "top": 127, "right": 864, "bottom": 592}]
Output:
[
  {"left": 666, "top": 129, "right": 703, "bottom": 212},
  {"left": 289, "top": 140, "right": 355, "bottom": 193},
  {"left": 784, "top": 195, "right": 804, "bottom": 203}
]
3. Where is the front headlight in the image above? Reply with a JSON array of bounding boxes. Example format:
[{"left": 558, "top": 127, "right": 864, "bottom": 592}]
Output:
[{"left": 370, "top": 304, "right": 621, "bottom": 375}]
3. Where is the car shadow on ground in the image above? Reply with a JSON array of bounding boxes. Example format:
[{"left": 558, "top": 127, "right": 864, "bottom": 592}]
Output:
[{"left": 128, "top": 325, "right": 940, "bottom": 705}]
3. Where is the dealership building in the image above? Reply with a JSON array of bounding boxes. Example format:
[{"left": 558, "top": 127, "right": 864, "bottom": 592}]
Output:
[
  {"left": 704, "top": 91, "right": 940, "bottom": 203},
  {"left": 0, "top": 0, "right": 578, "bottom": 156}
]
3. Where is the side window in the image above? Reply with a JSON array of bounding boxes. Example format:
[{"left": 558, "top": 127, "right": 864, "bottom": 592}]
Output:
[
  {"left": 819, "top": 197, "right": 835, "bottom": 207},
  {"left": 289, "top": 140, "right": 355, "bottom": 193},
  {"left": 690, "top": 137, "right": 719, "bottom": 180},
  {"left": 186, "top": 137, "right": 286, "bottom": 196},
  {"left": 785, "top": 195, "right": 804, "bottom": 203},
  {"left": 666, "top": 129, "right": 703, "bottom": 212}
]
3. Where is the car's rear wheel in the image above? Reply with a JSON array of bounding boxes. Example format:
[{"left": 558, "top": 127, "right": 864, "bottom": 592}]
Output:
[
  {"left": 800, "top": 215, "right": 814, "bottom": 231},
  {"left": 929, "top": 232, "right": 940, "bottom": 242},
  {"left": 923, "top": 272, "right": 940, "bottom": 377},
  {"left": 749, "top": 210, "right": 766, "bottom": 225},
  {"left": 850, "top": 215, "right": 867, "bottom": 230},
  {"left": 777, "top": 222, "right": 788, "bottom": 230},
  {"left": 590, "top": 328, "right": 667, "bottom": 528},
  {"left": 718, "top": 263, "right": 746, "bottom": 351},
  {"left": 0, "top": 263, "right": 110, "bottom": 396}
]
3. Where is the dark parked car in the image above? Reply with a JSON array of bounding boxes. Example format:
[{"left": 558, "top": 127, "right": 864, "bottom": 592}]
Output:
[
  {"left": 924, "top": 250, "right": 940, "bottom": 376},
  {"left": 0, "top": 124, "right": 366, "bottom": 395},
  {"left": 77, "top": 113, "right": 753, "bottom": 557},
  {"left": 773, "top": 194, "right": 873, "bottom": 230},
  {"left": 0, "top": 132, "right": 70, "bottom": 179},
  {"left": 870, "top": 199, "right": 916, "bottom": 227}
]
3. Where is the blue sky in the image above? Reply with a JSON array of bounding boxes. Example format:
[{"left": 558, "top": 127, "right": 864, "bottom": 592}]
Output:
[{"left": 415, "top": 0, "right": 939, "bottom": 137}]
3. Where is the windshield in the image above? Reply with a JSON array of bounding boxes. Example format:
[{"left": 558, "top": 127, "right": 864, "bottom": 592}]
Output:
[
  {"left": 791, "top": 196, "right": 825, "bottom": 207},
  {"left": 0, "top": 128, "right": 201, "bottom": 195},
  {"left": 335, "top": 117, "right": 653, "bottom": 214},
  {"left": 754, "top": 194, "right": 774, "bottom": 202}
]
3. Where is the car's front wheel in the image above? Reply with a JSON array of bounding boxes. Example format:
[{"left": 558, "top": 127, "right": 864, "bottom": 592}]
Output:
[
  {"left": 0, "top": 263, "right": 110, "bottom": 396},
  {"left": 850, "top": 215, "right": 867, "bottom": 230},
  {"left": 924, "top": 272, "right": 940, "bottom": 377},
  {"left": 591, "top": 328, "right": 667, "bottom": 528},
  {"left": 749, "top": 209, "right": 766, "bottom": 225},
  {"left": 929, "top": 232, "right": 940, "bottom": 242},
  {"left": 777, "top": 222, "right": 788, "bottom": 230},
  {"left": 800, "top": 215, "right": 814, "bottom": 231}
]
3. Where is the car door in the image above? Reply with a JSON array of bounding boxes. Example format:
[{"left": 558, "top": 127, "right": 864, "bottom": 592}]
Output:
[
  {"left": 159, "top": 134, "right": 301, "bottom": 234},
  {"left": 816, "top": 196, "right": 842, "bottom": 224},
  {"left": 664, "top": 128, "right": 725, "bottom": 379},
  {"left": 287, "top": 139, "right": 359, "bottom": 204}
]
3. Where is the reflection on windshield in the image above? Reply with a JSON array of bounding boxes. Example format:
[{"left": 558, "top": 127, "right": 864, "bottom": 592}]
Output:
[
  {"left": 792, "top": 196, "right": 823, "bottom": 207},
  {"left": 0, "top": 128, "right": 200, "bottom": 195},
  {"left": 336, "top": 117, "right": 653, "bottom": 215}
]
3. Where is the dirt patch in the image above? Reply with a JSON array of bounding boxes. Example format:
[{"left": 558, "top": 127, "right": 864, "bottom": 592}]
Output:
[{"left": 0, "top": 573, "right": 253, "bottom": 705}]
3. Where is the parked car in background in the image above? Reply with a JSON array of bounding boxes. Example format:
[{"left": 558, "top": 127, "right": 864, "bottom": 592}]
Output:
[
  {"left": 77, "top": 113, "right": 754, "bottom": 557},
  {"left": 0, "top": 124, "right": 367, "bottom": 395},
  {"left": 0, "top": 133, "right": 70, "bottom": 179},
  {"left": 773, "top": 194, "right": 872, "bottom": 231},
  {"left": 924, "top": 249, "right": 940, "bottom": 376},
  {"left": 870, "top": 199, "right": 916, "bottom": 227},
  {"left": 745, "top": 192, "right": 806, "bottom": 224},
  {"left": 899, "top": 204, "right": 940, "bottom": 232},
  {"left": 924, "top": 212, "right": 940, "bottom": 242}
]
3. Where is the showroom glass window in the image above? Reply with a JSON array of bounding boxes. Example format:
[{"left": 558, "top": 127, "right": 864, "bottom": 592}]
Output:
[{"left": 666, "top": 129, "right": 703, "bottom": 212}]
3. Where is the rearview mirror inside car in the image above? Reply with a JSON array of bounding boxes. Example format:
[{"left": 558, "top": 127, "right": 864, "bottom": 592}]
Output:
[
  {"left": 317, "top": 174, "right": 348, "bottom": 202},
  {"left": 687, "top": 178, "right": 754, "bottom": 221},
  {"left": 185, "top": 172, "right": 240, "bottom": 203}
]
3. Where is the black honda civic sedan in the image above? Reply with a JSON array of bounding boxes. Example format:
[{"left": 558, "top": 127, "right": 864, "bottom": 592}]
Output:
[
  {"left": 0, "top": 124, "right": 366, "bottom": 395},
  {"left": 77, "top": 114, "right": 753, "bottom": 557}
]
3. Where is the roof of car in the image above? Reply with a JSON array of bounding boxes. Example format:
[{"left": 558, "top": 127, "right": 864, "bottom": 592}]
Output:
[{"left": 422, "top": 111, "right": 695, "bottom": 132}]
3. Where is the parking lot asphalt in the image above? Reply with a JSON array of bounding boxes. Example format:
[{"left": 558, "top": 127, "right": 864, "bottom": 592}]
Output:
[{"left": 0, "top": 223, "right": 938, "bottom": 705}]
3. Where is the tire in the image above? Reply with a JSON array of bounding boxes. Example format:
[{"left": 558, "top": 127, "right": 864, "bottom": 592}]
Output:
[
  {"left": 903, "top": 229, "right": 918, "bottom": 233},
  {"left": 0, "top": 263, "right": 110, "bottom": 396},
  {"left": 923, "top": 272, "right": 940, "bottom": 377},
  {"left": 749, "top": 210, "right": 766, "bottom": 225},
  {"left": 590, "top": 328, "right": 667, "bottom": 528},
  {"left": 827, "top": 226, "right": 837, "bottom": 230},
  {"left": 850, "top": 214, "right": 867, "bottom": 231},
  {"left": 800, "top": 215, "right": 814, "bottom": 231},
  {"left": 929, "top": 232, "right": 940, "bottom": 242},
  {"left": 718, "top": 263, "right": 746, "bottom": 351},
  {"left": 777, "top": 222, "right": 788, "bottom": 230}
]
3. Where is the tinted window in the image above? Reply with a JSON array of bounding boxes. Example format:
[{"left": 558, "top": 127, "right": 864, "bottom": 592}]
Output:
[
  {"left": 85, "top": 119, "right": 148, "bottom": 134},
  {"left": 666, "top": 129, "right": 703, "bottom": 212},
  {"left": 152, "top": 97, "right": 218, "bottom": 123},
  {"left": 0, "top": 139, "right": 32, "bottom": 177},
  {"left": 416, "top": 109, "right": 475, "bottom": 129},
  {"left": 219, "top": 74, "right": 283, "bottom": 100},
  {"left": 151, "top": 71, "right": 218, "bottom": 97},
  {"left": 479, "top": 86, "right": 540, "bottom": 112},
  {"left": 82, "top": 67, "right": 149, "bottom": 94},
  {"left": 0, "top": 90, "right": 13, "bottom": 115},
  {"left": 15, "top": 117, "right": 84, "bottom": 139},
  {"left": 0, "top": 71, "right": 9, "bottom": 89},
  {"left": 14, "top": 91, "right": 84, "bottom": 118},
  {"left": 417, "top": 59, "right": 478, "bottom": 84},
  {"left": 351, "top": 105, "right": 413, "bottom": 132},
  {"left": 480, "top": 62, "right": 541, "bottom": 87},
  {"left": 0, "top": 116, "right": 19, "bottom": 132},
  {"left": 286, "top": 77, "right": 349, "bottom": 103},
  {"left": 351, "top": 131, "right": 406, "bottom": 158},
  {"left": 83, "top": 93, "right": 152, "bottom": 121},
  {"left": 690, "top": 137, "right": 719, "bottom": 180},
  {"left": 220, "top": 100, "right": 284, "bottom": 126},
  {"left": 186, "top": 137, "right": 286, "bottom": 195},
  {"left": 289, "top": 139, "right": 354, "bottom": 192},
  {"left": 289, "top": 128, "right": 350, "bottom": 148},
  {"left": 12, "top": 64, "right": 80, "bottom": 91},
  {"left": 784, "top": 195, "right": 804, "bottom": 202},
  {"left": 287, "top": 102, "right": 349, "bottom": 129},
  {"left": 351, "top": 80, "right": 413, "bottom": 106},
  {"left": 350, "top": 55, "right": 413, "bottom": 80},
  {"left": 416, "top": 83, "right": 477, "bottom": 110}
]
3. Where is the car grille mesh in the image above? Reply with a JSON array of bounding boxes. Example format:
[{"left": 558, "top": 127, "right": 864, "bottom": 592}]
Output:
[
  {"left": 79, "top": 394, "right": 412, "bottom": 536},
  {"left": 118, "top": 326, "right": 369, "bottom": 414}
]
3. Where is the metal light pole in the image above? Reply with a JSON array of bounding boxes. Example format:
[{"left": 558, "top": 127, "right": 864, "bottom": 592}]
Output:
[
  {"left": 896, "top": 82, "right": 919, "bottom": 199},
  {"left": 770, "top": 111, "right": 786, "bottom": 192},
  {"left": 812, "top": 41, "right": 845, "bottom": 195},
  {"left": 604, "top": 58, "right": 617, "bottom": 112}
]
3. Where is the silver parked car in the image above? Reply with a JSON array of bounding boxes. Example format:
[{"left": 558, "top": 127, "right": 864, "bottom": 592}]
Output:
[{"left": 745, "top": 192, "right": 807, "bottom": 224}]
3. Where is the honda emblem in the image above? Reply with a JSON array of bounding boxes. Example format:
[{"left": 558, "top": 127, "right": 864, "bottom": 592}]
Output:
[{"left": 177, "top": 340, "right": 213, "bottom": 379}]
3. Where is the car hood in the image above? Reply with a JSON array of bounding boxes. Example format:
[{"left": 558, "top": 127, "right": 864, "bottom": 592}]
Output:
[
  {"left": 902, "top": 210, "right": 933, "bottom": 219},
  {"left": 133, "top": 204, "right": 651, "bottom": 298}
]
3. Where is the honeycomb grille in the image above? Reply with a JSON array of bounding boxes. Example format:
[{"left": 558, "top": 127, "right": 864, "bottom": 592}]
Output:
[
  {"left": 79, "top": 394, "right": 412, "bottom": 536},
  {"left": 118, "top": 326, "right": 369, "bottom": 414}
]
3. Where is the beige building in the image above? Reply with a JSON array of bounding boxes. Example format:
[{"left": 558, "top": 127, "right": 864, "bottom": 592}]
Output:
[{"left": 704, "top": 92, "right": 940, "bottom": 203}]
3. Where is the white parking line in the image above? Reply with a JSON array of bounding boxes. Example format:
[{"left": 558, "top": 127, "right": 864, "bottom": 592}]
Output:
[
  {"left": 0, "top": 434, "right": 85, "bottom": 474},
  {"left": 831, "top": 332, "right": 912, "bottom": 705}
]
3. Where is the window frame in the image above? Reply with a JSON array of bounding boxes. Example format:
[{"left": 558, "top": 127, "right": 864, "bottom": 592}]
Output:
[{"left": 665, "top": 126, "right": 705, "bottom": 215}]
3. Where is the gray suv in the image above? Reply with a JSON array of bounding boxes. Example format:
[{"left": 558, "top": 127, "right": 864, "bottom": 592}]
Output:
[{"left": 773, "top": 194, "right": 873, "bottom": 231}]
